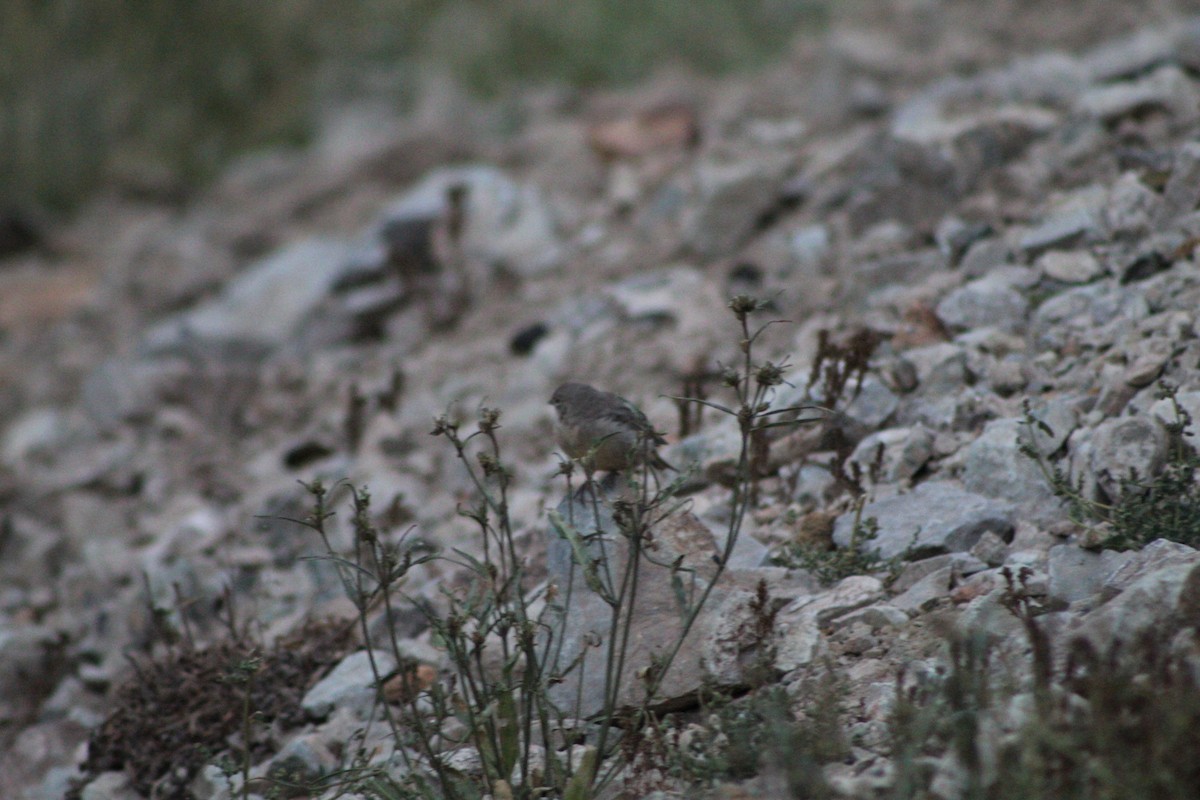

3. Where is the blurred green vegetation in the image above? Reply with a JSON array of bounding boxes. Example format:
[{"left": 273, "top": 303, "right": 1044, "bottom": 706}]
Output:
[{"left": 0, "top": 0, "right": 824, "bottom": 212}]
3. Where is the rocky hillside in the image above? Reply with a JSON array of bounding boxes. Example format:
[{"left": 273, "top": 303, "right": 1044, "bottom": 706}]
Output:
[{"left": 5, "top": 2, "right": 1200, "bottom": 798}]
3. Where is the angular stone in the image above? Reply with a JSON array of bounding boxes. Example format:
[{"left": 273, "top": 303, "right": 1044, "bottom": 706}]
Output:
[
  {"left": 936, "top": 275, "right": 1029, "bottom": 333},
  {"left": 998, "top": 52, "right": 1090, "bottom": 104},
  {"left": 301, "top": 650, "right": 397, "bottom": 718},
  {"left": 831, "top": 602, "right": 909, "bottom": 631},
  {"left": 79, "top": 771, "right": 140, "bottom": 800},
  {"left": 892, "top": 554, "right": 959, "bottom": 593},
  {"left": 970, "top": 531, "right": 1010, "bottom": 567},
  {"left": 1082, "top": 28, "right": 1176, "bottom": 81},
  {"left": 792, "top": 464, "right": 838, "bottom": 507},
  {"left": 934, "top": 216, "right": 991, "bottom": 264},
  {"left": 833, "top": 481, "right": 1015, "bottom": 560},
  {"left": 1175, "top": 19, "right": 1200, "bottom": 71},
  {"left": 962, "top": 418, "right": 1064, "bottom": 525},
  {"left": 1105, "top": 172, "right": 1167, "bottom": 239},
  {"left": 1077, "top": 65, "right": 1200, "bottom": 123},
  {"left": 1100, "top": 538, "right": 1200, "bottom": 599},
  {"left": 904, "top": 343, "right": 970, "bottom": 396},
  {"left": 1110, "top": 234, "right": 1183, "bottom": 283},
  {"left": 848, "top": 426, "right": 934, "bottom": 485},
  {"left": 790, "top": 224, "right": 831, "bottom": 270},
  {"left": 855, "top": 250, "right": 947, "bottom": 291},
  {"left": 1150, "top": 390, "right": 1200, "bottom": 447},
  {"left": 1, "top": 407, "right": 67, "bottom": 466},
  {"left": 1163, "top": 141, "right": 1200, "bottom": 219},
  {"left": 986, "top": 357, "right": 1027, "bottom": 397},
  {"left": 0, "top": 719, "right": 91, "bottom": 800},
  {"left": 266, "top": 734, "right": 339, "bottom": 786},
  {"left": 1022, "top": 399, "right": 1079, "bottom": 455},
  {"left": 604, "top": 265, "right": 722, "bottom": 325},
  {"left": 774, "top": 576, "right": 884, "bottom": 671},
  {"left": 842, "top": 375, "right": 901, "bottom": 431},
  {"left": 543, "top": 491, "right": 776, "bottom": 716},
  {"left": 1037, "top": 250, "right": 1103, "bottom": 284},
  {"left": 380, "top": 164, "right": 565, "bottom": 278},
  {"left": 1076, "top": 557, "right": 1200, "bottom": 648},
  {"left": 890, "top": 566, "right": 953, "bottom": 615},
  {"left": 0, "top": 625, "right": 63, "bottom": 706},
  {"left": 684, "top": 155, "right": 792, "bottom": 258},
  {"left": 1089, "top": 415, "right": 1168, "bottom": 500},
  {"left": 773, "top": 609, "right": 826, "bottom": 673},
  {"left": 143, "top": 237, "right": 355, "bottom": 353},
  {"left": 957, "top": 590, "right": 1023, "bottom": 640},
  {"left": 1031, "top": 282, "right": 1150, "bottom": 352},
  {"left": 189, "top": 764, "right": 239, "bottom": 800},
  {"left": 960, "top": 238, "right": 1011, "bottom": 278},
  {"left": 80, "top": 357, "right": 187, "bottom": 428},
  {"left": 666, "top": 420, "right": 742, "bottom": 490},
  {"left": 1047, "top": 544, "right": 1133, "bottom": 604},
  {"left": 1019, "top": 205, "right": 1104, "bottom": 256},
  {"left": 1122, "top": 336, "right": 1175, "bottom": 387}
]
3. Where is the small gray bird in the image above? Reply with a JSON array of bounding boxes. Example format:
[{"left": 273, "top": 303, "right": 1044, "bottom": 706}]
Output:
[{"left": 550, "top": 382, "right": 675, "bottom": 472}]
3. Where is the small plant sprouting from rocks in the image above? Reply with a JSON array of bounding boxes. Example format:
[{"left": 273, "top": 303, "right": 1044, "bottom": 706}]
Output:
[
  {"left": 809, "top": 328, "right": 881, "bottom": 497},
  {"left": 771, "top": 500, "right": 909, "bottom": 586},
  {"left": 888, "top": 629, "right": 994, "bottom": 800},
  {"left": 220, "top": 654, "right": 263, "bottom": 800},
  {"left": 999, "top": 567, "right": 1053, "bottom": 697},
  {"left": 1106, "top": 386, "right": 1200, "bottom": 549},
  {"left": 756, "top": 324, "right": 906, "bottom": 588},
  {"left": 807, "top": 328, "right": 878, "bottom": 411},
  {"left": 1020, "top": 383, "right": 1200, "bottom": 550}
]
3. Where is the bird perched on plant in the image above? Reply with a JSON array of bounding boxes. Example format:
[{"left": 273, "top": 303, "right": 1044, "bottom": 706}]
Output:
[{"left": 549, "top": 382, "right": 675, "bottom": 473}]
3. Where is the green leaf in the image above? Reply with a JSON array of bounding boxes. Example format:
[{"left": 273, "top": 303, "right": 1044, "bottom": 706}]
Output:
[
  {"left": 549, "top": 510, "right": 611, "bottom": 600},
  {"left": 450, "top": 547, "right": 488, "bottom": 575},
  {"left": 496, "top": 685, "right": 521, "bottom": 779},
  {"left": 563, "top": 747, "right": 598, "bottom": 800}
]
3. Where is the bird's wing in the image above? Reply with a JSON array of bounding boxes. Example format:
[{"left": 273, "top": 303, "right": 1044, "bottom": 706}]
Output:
[{"left": 603, "top": 394, "right": 669, "bottom": 446}]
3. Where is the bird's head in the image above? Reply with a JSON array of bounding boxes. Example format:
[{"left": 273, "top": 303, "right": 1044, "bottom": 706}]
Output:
[{"left": 549, "top": 382, "right": 589, "bottom": 418}]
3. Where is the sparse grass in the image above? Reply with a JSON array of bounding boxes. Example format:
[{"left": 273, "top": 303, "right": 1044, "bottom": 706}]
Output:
[
  {"left": 886, "top": 567, "right": 1200, "bottom": 800},
  {"left": 1, "top": 0, "right": 826, "bottom": 211},
  {"left": 660, "top": 673, "right": 846, "bottom": 797},
  {"left": 1, "top": 0, "right": 322, "bottom": 210},
  {"left": 421, "top": 1, "right": 826, "bottom": 94},
  {"left": 602, "top": 560, "right": 1200, "bottom": 800}
]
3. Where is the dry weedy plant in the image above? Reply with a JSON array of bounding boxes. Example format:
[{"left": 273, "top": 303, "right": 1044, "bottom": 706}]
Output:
[{"left": 293, "top": 295, "right": 821, "bottom": 799}]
